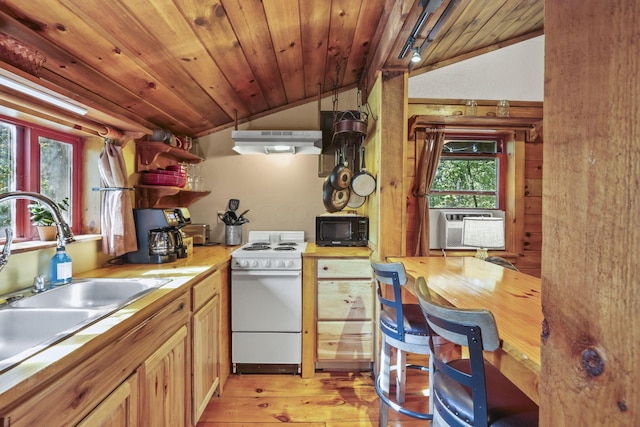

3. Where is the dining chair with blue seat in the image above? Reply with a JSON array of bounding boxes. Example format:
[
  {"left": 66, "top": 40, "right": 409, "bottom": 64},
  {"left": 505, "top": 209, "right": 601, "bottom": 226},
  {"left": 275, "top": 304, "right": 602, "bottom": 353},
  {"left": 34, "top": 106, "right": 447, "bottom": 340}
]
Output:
[
  {"left": 371, "top": 261, "right": 453, "bottom": 425},
  {"left": 415, "top": 276, "right": 539, "bottom": 426}
]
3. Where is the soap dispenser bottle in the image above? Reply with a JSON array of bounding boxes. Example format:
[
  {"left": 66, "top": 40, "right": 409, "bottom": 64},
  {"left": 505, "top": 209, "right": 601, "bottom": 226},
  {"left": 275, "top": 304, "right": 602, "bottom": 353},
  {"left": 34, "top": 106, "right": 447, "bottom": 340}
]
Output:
[{"left": 50, "top": 245, "right": 72, "bottom": 287}]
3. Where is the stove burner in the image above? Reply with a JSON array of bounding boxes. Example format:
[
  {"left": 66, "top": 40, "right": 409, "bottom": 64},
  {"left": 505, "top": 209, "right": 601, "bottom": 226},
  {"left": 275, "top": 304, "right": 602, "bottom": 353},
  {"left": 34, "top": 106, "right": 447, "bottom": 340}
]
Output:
[
  {"left": 243, "top": 244, "right": 271, "bottom": 251},
  {"left": 274, "top": 246, "right": 296, "bottom": 251},
  {"left": 279, "top": 242, "right": 298, "bottom": 246}
]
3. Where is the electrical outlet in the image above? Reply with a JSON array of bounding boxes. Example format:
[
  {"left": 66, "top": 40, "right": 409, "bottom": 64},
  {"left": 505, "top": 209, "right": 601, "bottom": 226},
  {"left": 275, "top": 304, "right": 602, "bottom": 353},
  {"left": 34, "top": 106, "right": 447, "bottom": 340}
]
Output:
[{"left": 217, "top": 211, "right": 225, "bottom": 224}]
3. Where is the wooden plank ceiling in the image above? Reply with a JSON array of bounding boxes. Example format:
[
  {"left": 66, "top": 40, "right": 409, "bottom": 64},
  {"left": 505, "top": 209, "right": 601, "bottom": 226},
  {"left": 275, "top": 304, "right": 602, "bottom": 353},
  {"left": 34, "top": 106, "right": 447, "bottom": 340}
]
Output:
[{"left": 0, "top": 0, "right": 542, "bottom": 138}]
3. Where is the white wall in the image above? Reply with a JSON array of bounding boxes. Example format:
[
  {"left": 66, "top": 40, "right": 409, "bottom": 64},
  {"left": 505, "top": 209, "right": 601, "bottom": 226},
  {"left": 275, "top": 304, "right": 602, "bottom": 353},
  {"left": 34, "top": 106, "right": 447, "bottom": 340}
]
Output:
[
  {"left": 188, "top": 91, "right": 358, "bottom": 244},
  {"left": 409, "top": 36, "right": 544, "bottom": 101}
]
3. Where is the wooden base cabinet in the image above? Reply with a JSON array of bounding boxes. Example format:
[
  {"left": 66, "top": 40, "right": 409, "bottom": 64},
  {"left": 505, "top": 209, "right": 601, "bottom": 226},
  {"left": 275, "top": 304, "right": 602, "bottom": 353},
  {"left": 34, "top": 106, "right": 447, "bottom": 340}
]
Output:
[
  {"left": 76, "top": 372, "right": 139, "bottom": 427},
  {"left": 139, "top": 326, "right": 189, "bottom": 427},
  {"left": 316, "top": 258, "right": 374, "bottom": 365},
  {"left": 191, "top": 269, "right": 221, "bottom": 425}
]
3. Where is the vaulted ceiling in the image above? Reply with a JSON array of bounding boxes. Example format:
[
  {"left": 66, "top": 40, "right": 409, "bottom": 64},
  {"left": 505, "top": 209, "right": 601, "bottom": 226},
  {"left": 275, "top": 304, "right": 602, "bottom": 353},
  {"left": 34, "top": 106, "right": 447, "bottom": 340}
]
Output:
[{"left": 0, "top": 0, "right": 543, "bottom": 138}]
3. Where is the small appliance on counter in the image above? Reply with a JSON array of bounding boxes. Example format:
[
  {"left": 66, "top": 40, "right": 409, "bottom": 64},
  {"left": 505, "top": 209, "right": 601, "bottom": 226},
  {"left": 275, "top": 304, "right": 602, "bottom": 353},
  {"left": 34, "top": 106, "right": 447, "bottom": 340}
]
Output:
[
  {"left": 181, "top": 223, "right": 210, "bottom": 245},
  {"left": 315, "top": 213, "right": 368, "bottom": 247},
  {"left": 126, "top": 208, "right": 186, "bottom": 264}
]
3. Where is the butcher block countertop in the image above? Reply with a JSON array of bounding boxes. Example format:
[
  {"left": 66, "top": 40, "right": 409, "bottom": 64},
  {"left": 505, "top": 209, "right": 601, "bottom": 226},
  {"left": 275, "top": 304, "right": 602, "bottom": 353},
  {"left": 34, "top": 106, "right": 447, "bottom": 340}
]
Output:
[
  {"left": 0, "top": 244, "right": 235, "bottom": 410},
  {"left": 303, "top": 243, "right": 371, "bottom": 258}
]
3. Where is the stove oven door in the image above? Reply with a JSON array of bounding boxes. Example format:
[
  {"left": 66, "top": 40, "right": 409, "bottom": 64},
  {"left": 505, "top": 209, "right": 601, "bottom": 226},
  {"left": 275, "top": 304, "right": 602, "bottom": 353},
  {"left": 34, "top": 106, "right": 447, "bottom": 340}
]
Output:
[
  {"left": 231, "top": 269, "right": 302, "bottom": 365},
  {"left": 231, "top": 269, "right": 302, "bottom": 331}
]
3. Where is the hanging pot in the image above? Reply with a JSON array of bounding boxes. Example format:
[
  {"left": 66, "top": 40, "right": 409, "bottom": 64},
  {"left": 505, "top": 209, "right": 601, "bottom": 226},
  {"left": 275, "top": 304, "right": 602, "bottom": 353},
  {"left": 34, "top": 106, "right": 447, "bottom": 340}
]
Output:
[
  {"left": 351, "top": 144, "right": 376, "bottom": 196},
  {"left": 329, "top": 145, "right": 352, "bottom": 190},
  {"left": 347, "top": 190, "right": 365, "bottom": 208},
  {"left": 323, "top": 176, "right": 349, "bottom": 212}
]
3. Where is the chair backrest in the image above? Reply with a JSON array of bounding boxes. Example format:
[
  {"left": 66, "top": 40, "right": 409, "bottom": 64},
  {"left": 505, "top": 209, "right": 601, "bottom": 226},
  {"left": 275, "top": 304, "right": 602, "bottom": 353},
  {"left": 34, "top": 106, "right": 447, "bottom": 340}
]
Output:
[
  {"left": 484, "top": 256, "right": 519, "bottom": 271},
  {"left": 371, "top": 261, "right": 408, "bottom": 341},
  {"left": 415, "top": 276, "right": 500, "bottom": 427}
]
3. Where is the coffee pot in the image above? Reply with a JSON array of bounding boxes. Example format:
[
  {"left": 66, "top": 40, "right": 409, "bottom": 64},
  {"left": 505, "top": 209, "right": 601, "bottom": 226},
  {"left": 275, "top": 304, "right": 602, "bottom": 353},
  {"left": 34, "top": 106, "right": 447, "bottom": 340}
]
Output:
[{"left": 149, "top": 228, "right": 176, "bottom": 258}]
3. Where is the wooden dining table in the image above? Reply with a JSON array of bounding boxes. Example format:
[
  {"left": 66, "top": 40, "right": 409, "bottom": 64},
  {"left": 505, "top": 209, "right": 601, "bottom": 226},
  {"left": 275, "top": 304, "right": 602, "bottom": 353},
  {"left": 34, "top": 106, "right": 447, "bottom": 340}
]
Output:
[{"left": 388, "top": 256, "right": 542, "bottom": 405}]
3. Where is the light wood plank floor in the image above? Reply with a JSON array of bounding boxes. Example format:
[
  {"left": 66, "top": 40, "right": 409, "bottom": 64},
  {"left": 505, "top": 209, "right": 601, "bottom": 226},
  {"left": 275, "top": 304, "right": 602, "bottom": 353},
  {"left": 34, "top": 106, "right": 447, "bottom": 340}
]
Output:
[{"left": 197, "top": 371, "right": 432, "bottom": 426}]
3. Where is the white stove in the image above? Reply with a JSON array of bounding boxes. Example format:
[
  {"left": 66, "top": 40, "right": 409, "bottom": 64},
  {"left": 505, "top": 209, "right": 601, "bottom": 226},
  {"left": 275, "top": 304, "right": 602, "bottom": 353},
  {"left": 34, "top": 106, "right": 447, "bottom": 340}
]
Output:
[
  {"left": 231, "top": 231, "right": 307, "bottom": 270},
  {"left": 231, "top": 231, "right": 306, "bottom": 373}
]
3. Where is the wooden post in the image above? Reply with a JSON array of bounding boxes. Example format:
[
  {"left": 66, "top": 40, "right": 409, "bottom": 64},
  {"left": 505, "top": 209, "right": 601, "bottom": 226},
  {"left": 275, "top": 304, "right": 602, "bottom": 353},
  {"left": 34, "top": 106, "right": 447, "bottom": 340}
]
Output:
[{"left": 542, "top": 0, "right": 640, "bottom": 424}]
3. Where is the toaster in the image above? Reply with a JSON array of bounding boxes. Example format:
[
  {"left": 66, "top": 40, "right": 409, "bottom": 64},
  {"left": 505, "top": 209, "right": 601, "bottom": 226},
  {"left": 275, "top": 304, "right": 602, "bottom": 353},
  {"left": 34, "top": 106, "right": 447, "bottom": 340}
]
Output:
[{"left": 181, "top": 223, "right": 210, "bottom": 245}]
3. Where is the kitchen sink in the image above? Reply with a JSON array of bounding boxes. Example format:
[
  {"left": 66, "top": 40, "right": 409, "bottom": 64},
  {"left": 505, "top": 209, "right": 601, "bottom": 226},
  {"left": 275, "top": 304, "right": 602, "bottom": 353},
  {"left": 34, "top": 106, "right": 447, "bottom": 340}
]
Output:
[
  {"left": 0, "top": 308, "right": 107, "bottom": 372},
  {"left": 0, "top": 277, "right": 171, "bottom": 372},
  {"left": 10, "top": 278, "right": 170, "bottom": 309}
]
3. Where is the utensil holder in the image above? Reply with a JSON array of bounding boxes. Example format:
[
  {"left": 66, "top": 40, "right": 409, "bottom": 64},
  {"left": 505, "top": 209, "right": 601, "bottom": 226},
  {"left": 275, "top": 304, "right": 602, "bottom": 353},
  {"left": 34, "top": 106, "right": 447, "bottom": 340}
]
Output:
[{"left": 225, "top": 225, "right": 242, "bottom": 246}]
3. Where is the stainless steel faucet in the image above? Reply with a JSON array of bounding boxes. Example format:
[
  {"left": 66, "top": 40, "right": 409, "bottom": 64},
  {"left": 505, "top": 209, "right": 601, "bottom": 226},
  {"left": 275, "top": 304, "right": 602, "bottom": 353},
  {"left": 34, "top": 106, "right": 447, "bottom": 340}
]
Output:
[{"left": 0, "top": 191, "right": 75, "bottom": 273}]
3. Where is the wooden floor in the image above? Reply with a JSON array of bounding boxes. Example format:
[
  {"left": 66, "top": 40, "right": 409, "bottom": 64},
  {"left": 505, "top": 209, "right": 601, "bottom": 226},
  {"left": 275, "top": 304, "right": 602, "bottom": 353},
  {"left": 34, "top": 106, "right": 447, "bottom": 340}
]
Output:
[{"left": 196, "top": 370, "right": 431, "bottom": 426}]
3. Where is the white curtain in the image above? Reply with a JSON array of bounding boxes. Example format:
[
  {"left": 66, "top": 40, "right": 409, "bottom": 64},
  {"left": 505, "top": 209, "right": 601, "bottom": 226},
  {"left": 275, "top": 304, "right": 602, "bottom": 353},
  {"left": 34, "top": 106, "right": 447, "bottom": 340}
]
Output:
[{"left": 98, "top": 138, "right": 138, "bottom": 256}]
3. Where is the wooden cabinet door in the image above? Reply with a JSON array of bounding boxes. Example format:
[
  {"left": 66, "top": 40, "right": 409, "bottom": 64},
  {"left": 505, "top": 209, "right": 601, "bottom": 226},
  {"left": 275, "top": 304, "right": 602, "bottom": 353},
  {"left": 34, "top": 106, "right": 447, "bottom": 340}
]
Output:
[
  {"left": 76, "top": 372, "right": 139, "bottom": 427},
  {"left": 192, "top": 294, "right": 219, "bottom": 424},
  {"left": 139, "top": 325, "right": 188, "bottom": 427}
]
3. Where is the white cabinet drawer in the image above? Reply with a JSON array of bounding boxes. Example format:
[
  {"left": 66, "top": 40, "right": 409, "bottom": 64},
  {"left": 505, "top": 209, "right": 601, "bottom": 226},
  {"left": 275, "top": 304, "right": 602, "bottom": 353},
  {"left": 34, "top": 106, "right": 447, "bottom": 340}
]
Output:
[{"left": 317, "top": 258, "right": 371, "bottom": 279}]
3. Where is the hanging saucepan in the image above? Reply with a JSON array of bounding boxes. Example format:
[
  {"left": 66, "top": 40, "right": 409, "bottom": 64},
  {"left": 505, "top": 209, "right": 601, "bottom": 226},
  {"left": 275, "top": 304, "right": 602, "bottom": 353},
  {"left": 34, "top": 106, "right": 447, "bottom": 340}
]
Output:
[
  {"left": 351, "top": 144, "right": 376, "bottom": 196},
  {"left": 323, "top": 176, "right": 349, "bottom": 212},
  {"left": 329, "top": 145, "right": 352, "bottom": 190}
]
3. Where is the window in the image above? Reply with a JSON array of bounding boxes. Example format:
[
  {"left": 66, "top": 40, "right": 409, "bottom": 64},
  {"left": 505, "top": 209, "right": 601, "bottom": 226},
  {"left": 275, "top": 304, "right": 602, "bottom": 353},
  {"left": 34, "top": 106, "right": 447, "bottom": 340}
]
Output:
[
  {"left": 0, "top": 116, "right": 82, "bottom": 240},
  {"left": 429, "top": 136, "right": 505, "bottom": 209}
]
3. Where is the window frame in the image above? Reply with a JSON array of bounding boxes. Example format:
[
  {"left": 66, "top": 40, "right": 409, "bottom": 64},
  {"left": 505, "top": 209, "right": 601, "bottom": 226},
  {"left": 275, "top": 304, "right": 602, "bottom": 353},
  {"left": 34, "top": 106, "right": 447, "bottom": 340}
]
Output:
[
  {"left": 1, "top": 114, "right": 83, "bottom": 240},
  {"left": 429, "top": 133, "right": 507, "bottom": 210}
]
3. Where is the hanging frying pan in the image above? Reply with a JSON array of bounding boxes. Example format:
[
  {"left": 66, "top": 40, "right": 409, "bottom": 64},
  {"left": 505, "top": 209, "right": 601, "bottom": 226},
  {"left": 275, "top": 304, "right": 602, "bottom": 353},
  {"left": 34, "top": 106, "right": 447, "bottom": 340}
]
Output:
[
  {"left": 347, "top": 189, "right": 365, "bottom": 208},
  {"left": 323, "top": 176, "right": 349, "bottom": 212},
  {"left": 351, "top": 144, "right": 376, "bottom": 196},
  {"left": 329, "top": 145, "right": 352, "bottom": 190}
]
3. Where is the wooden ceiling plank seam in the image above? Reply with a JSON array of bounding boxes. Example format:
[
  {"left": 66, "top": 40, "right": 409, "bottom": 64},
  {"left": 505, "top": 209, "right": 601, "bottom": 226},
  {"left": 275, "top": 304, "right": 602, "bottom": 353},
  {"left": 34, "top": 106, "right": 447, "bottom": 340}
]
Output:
[
  {"left": 491, "top": 0, "right": 544, "bottom": 44},
  {"left": 343, "top": 0, "right": 386, "bottom": 95},
  {"left": 56, "top": 0, "right": 223, "bottom": 130},
  {"left": 442, "top": 0, "right": 511, "bottom": 60},
  {"left": 263, "top": 0, "right": 305, "bottom": 104},
  {"left": 0, "top": 8, "right": 193, "bottom": 134},
  {"left": 174, "top": 0, "right": 270, "bottom": 116},
  {"left": 422, "top": 0, "right": 493, "bottom": 64},
  {"left": 101, "top": 0, "right": 240, "bottom": 127},
  {"left": 140, "top": 0, "right": 258, "bottom": 124},
  {"left": 462, "top": 0, "right": 532, "bottom": 50},
  {"left": 299, "top": 0, "right": 332, "bottom": 97},
  {"left": 221, "top": 0, "right": 288, "bottom": 113},
  {"left": 48, "top": 0, "right": 223, "bottom": 131},
  {"left": 321, "top": 0, "right": 363, "bottom": 95}
]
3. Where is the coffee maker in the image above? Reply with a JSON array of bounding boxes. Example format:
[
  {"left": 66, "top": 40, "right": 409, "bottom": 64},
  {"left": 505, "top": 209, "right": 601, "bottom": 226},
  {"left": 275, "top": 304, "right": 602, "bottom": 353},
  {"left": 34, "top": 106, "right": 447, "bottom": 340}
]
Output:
[{"left": 126, "top": 208, "right": 184, "bottom": 264}]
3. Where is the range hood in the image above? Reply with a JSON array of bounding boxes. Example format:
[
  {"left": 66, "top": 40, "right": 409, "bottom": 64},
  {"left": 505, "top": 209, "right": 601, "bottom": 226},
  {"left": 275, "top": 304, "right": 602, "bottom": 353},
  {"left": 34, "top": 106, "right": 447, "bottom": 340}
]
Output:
[{"left": 231, "top": 130, "right": 323, "bottom": 155}]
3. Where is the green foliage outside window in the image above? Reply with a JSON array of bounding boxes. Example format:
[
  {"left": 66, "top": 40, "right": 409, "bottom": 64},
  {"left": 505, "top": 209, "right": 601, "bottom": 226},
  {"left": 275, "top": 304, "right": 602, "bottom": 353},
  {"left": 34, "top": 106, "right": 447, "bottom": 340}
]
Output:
[{"left": 429, "top": 140, "right": 500, "bottom": 209}]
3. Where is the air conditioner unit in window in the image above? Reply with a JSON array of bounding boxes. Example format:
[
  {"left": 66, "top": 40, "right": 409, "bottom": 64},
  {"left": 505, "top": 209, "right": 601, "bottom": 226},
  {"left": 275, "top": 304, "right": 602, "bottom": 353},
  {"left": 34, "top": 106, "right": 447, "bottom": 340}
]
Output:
[{"left": 438, "top": 211, "right": 505, "bottom": 250}]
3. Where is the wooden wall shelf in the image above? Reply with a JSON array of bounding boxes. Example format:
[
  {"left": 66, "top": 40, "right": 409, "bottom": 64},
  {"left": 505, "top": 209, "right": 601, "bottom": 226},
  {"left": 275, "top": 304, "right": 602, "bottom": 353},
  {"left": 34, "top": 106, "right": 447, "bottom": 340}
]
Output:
[
  {"left": 134, "top": 140, "right": 209, "bottom": 208},
  {"left": 408, "top": 115, "right": 542, "bottom": 140},
  {"left": 135, "top": 140, "right": 203, "bottom": 172},
  {"left": 135, "top": 185, "right": 211, "bottom": 209}
]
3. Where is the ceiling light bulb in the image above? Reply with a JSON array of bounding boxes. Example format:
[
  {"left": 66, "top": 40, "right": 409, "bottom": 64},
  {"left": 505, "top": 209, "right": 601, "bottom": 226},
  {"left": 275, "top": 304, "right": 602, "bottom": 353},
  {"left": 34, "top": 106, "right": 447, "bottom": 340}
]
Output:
[{"left": 411, "top": 48, "right": 422, "bottom": 63}]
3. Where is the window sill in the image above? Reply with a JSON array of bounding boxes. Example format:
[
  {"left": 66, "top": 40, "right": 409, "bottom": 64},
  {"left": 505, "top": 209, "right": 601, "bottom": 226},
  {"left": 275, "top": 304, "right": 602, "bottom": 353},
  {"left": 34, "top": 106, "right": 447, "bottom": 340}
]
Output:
[{"left": 9, "top": 234, "right": 101, "bottom": 255}]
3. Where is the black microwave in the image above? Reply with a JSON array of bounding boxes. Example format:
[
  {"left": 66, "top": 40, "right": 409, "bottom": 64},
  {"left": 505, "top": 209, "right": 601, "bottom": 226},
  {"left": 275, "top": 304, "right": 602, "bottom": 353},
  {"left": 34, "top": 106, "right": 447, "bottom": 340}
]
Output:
[{"left": 315, "top": 215, "right": 368, "bottom": 247}]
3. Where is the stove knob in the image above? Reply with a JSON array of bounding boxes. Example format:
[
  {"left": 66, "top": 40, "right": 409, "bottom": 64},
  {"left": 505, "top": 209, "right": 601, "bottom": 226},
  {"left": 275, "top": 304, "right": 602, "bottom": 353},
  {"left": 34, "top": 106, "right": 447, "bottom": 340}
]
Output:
[
  {"left": 285, "top": 260, "right": 294, "bottom": 268},
  {"left": 250, "top": 260, "right": 258, "bottom": 268},
  {"left": 277, "top": 260, "right": 285, "bottom": 268},
  {"left": 263, "top": 260, "right": 272, "bottom": 268},
  {"left": 239, "top": 260, "right": 249, "bottom": 268}
]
